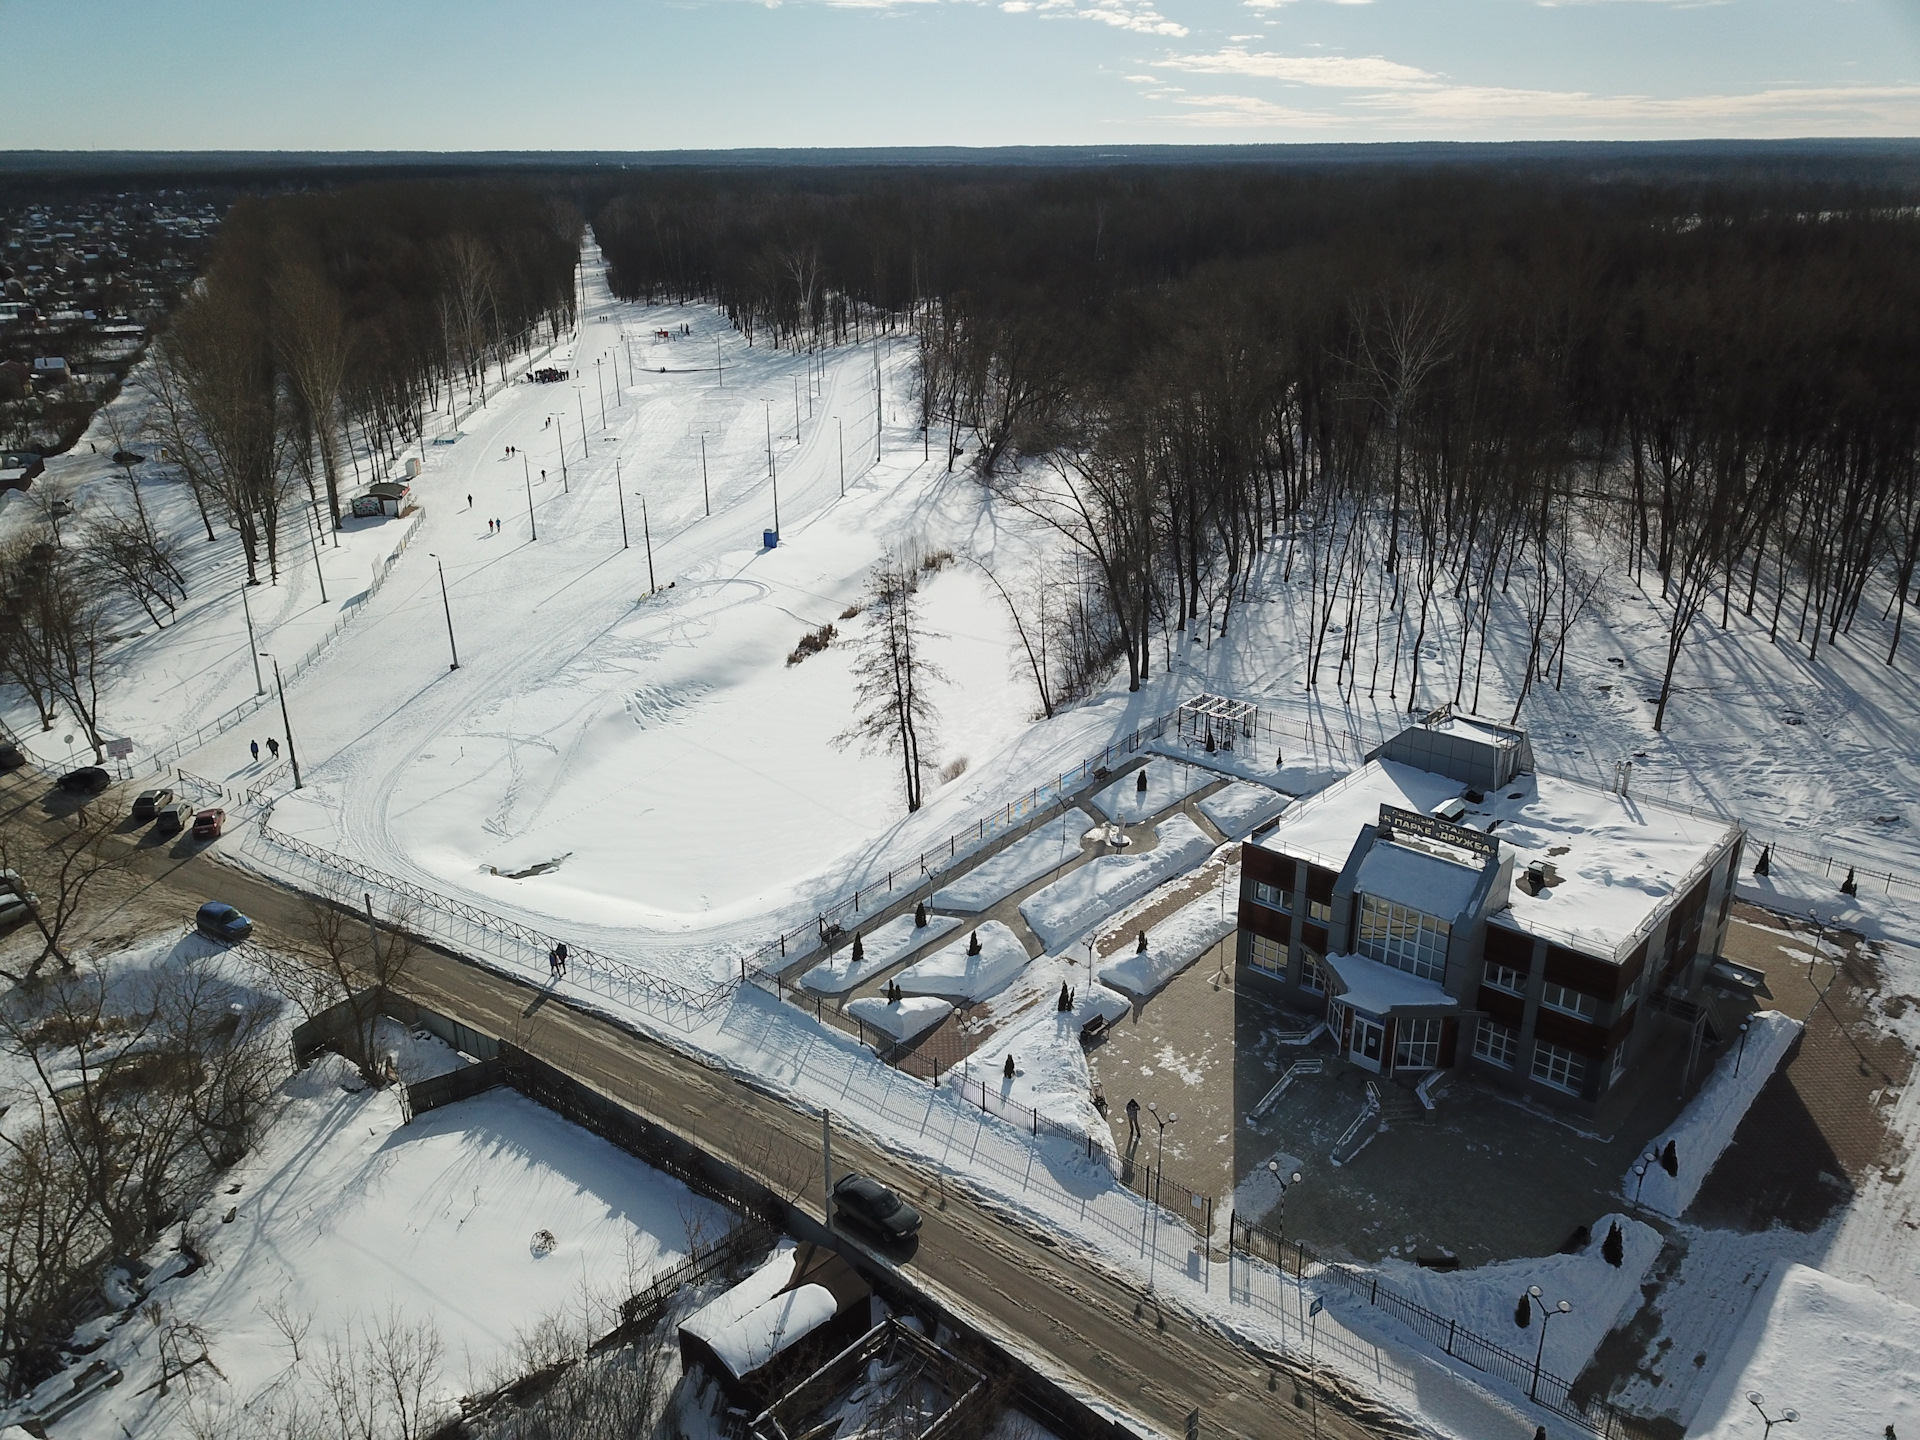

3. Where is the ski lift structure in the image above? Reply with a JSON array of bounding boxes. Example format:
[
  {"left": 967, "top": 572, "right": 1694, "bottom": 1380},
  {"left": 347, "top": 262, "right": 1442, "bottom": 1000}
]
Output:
[{"left": 1175, "top": 693, "right": 1258, "bottom": 753}]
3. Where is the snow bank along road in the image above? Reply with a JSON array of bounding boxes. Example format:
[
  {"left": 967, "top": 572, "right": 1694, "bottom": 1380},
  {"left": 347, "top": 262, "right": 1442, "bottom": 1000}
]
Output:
[{"left": 101, "top": 823, "right": 1399, "bottom": 1440}]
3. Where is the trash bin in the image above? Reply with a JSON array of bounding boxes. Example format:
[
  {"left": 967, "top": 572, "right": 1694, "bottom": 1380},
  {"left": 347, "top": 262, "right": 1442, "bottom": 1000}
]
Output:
[{"left": 764, "top": 529, "right": 779, "bottom": 549}]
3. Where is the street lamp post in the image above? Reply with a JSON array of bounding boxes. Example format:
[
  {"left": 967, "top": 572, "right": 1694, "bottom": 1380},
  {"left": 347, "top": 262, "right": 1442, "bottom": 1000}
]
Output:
[
  {"left": 304, "top": 499, "right": 328, "bottom": 603},
  {"left": 1746, "top": 1391, "right": 1798, "bottom": 1437},
  {"left": 554, "top": 414, "right": 569, "bottom": 489},
  {"left": 837, "top": 416, "right": 844, "bottom": 497},
  {"left": 595, "top": 357, "right": 607, "bottom": 429},
  {"left": 238, "top": 580, "right": 265, "bottom": 696},
  {"left": 1268, "top": 1162, "right": 1305, "bottom": 1238},
  {"left": 699, "top": 433, "right": 710, "bottom": 516},
  {"left": 576, "top": 386, "right": 589, "bottom": 460},
  {"left": 640, "top": 495, "right": 655, "bottom": 594},
  {"left": 522, "top": 455, "right": 537, "bottom": 540},
  {"left": 614, "top": 459, "right": 629, "bottom": 549},
  {"left": 1735, "top": 1019, "right": 1752, "bottom": 1076},
  {"left": 1145, "top": 1101, "right": 1178, "bottom": 1203},
  {"left": 429, "top": 554, "right": 460, "bottom": 671},
  {"left": 260, "top": 653, "right": 301, "bottom": 789},
  {"left": 1524, "top": 1286, "right": 1571, "bottom": 1401}
]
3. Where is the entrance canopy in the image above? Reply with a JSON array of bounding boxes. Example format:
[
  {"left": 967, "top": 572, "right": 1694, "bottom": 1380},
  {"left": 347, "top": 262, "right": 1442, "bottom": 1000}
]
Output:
[{"left": 1323, "top": 951, "right": 1457, "bottom": 1019}]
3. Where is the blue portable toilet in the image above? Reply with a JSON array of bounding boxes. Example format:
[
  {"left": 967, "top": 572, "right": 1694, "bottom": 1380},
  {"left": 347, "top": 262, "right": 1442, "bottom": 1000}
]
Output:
[{"left": 763, "top": 529, "right": 779, "bottom": 549}]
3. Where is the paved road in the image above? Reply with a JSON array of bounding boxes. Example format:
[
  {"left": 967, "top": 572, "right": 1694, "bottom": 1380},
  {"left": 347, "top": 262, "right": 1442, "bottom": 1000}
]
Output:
[{"left": 82, "top": 800, "right": 1403, "bottom": 1440}]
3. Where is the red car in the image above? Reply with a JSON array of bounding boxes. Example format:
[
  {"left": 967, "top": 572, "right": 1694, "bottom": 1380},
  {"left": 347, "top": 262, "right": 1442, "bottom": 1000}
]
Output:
[{"left": 191, "top": 808, "right": 226, "bottom": 840}]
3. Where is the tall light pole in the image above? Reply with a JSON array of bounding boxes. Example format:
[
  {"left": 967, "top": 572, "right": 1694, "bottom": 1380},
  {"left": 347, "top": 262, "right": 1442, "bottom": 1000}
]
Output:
[
  {"left": 429, "top": 554, "right": 460, "bottom": 671},
  {"left": 238, "top": 580, "right": 265, "bottom": 695},
  {"left": 699, "top": 433, "right": 710, "bottom": 516},
  {"left": 554, "top": 413, "right": 569, "bottom": 489},
  {"left": 260, "top": 653, "right": 301, "bottom": 789},
  {"left": 1523, "top": 1286, "right": 1571, "bottom": 1401},
  {"left": 614, "top": 458, "right": 629, "bottom": 549},
  {"left": 716, "top": 337, "right": 723, "bottom": 389},
  {"left": 640, "top": 494, "right": 656, "bottom": 594},
  {"left": 1145, "top": 1101, "right": 1178, "bottom": 1201},
  {"left": 1268, "top": 1162, "right": 1304, "bottom": 1239},
  {"left": 1746, "top": 1391, "right": 1798, "bottom": 1437},
  {"left": 522, "top": 454, "right": 538, "bottom": 540},
  {"left": 793, "top": 375, "right": 802, "bottom": 440},
  {"left": 595, "top": 357, "right": 607, "bottom": 429},
  {"left": 305, "top": 499, "right": 328, "bottom": 603},
  {"left": 575, "top": 386, "right": 589, "bottom": 460},
  {"left": 837, "top": 416, "right": 844, "bottom": 497}
]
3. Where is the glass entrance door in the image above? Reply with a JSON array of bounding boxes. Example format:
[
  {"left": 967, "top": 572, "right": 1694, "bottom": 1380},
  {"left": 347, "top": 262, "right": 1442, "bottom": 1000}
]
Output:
[{"left": 1350, "top": 1015, "right": 1385, "bottom": 1072}]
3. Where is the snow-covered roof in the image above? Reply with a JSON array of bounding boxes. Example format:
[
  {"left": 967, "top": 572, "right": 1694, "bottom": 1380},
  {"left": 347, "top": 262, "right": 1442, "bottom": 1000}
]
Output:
[
  {"left": 1355, "top": 838, "right": 1487, "bottom": 921},
  {"left": 1422, "top": 714, "right": 1523, "bottom": 750},
  {"left": 1323, "top": 951, "right": 1457, "bottom": 1016},
  {"left": 702, "top": 1283, "right": 839, "bottom": 1380},
  {"left": 1473, "top": 773, "right": 1741, "bottom": 960},
  {"left": 1254, "top": 760, "right": 1464, "bottom": 871},
  {"left": 681, "top": 1242, "right": 800, "bottom": 1352}
]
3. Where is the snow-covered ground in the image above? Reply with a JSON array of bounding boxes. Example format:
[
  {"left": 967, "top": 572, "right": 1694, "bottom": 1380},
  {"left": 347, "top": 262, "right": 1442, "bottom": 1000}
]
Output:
[
  {"left": 800, "top": 911, "right": 961, "bottom": 994},
  {"left": 1088, "top": 759, "right": 1213, "bottom": 824},
  {"left": 845, "top": 993, "right": 952, "bottom": 1042},
  {"left": 1195, "top": 779, "right": 1290, "bottom": 838},
  {"left": 895, "top": 921, "right": 1033, "bottom": 1003},
  {"left": 1625, "top": 1008, "right": 1802, "bottom": 1218},
  {"left": 20, "top": 1070, "right": 728, "bottom": 1440},
  {"left": 1095, "top": 865, "right": 1238, "bottom": 999},
  {"left": 930, "top": 809, "right": 1090, "bottom": 912},
  {"left": 1019, "top": 814, "right": 1219, "bottom": 951}
]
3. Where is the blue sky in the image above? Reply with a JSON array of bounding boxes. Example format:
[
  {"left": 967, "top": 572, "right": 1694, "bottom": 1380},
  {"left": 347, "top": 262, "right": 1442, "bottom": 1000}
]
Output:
[{"left": 6, "top": 0, "right": 1918, "bottom": 149}]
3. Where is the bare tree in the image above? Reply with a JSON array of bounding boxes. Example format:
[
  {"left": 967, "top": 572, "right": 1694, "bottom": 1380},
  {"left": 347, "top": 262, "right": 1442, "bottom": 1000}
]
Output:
[
  {"left": 0, "top": 802, "right": 134, "bottom": 980},
  {"left": 837, "top": 557, "right": 944, "bottom": 813},
  {"left": 273, "top": 259, "right": 354, "bottom": 529}
]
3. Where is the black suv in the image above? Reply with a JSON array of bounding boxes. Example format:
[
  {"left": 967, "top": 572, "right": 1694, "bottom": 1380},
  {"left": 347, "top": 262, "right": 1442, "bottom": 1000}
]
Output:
[{"left": 832, "top": 1174, "right": 922, "bottom": 1242}]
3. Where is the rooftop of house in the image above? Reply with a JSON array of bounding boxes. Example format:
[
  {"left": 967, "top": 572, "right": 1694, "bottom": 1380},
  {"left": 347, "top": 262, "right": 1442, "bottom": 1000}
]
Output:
[
  {"left": 1467, "top": 772, "right": 1739, "bottom": 961},
  {"left": 1253, "top": 757, "right": 1740, "bottom": 961},
  {"left": 1253, "top": 758, "right": 1466, "bottom": 871}
]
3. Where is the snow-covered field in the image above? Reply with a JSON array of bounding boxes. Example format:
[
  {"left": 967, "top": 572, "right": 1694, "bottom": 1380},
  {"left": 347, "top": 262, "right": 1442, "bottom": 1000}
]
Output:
[
  {"left": 929, "top": 809, "right": 1090, "bottom": 912},
  {"left": 27, "top": 1069, "right": 726, "bottom": 1440},
  {"left": 1019, "top": 814, "right": 1219, "bottom": 951},
  {"left": 1095, "top": 865, "right": 1238, "bottom": 998},
  {"left": 800, "top": 911, "right": 961, "bottom": 994},
  {"left": 895, "top": 920, "right": 1033, "bottom": 1003},
  {"left": 1088, "top": 759, "right": 1213, "bottom": 824}
]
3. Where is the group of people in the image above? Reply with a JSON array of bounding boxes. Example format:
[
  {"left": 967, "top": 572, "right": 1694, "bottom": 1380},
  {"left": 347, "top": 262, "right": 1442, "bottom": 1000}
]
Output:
[{"left": 249, "top": 738, "right": 281, "bottom": 763}]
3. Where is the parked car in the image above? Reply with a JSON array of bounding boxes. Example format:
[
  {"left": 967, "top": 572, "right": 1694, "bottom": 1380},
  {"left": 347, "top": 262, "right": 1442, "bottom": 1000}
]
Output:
[
  {"left": 132, "top": 787, "right": 175, "bottom": 821},
  {"left": 153, "top": 801, "right": 193, "bottom": 836},
  {"left": 0, "top": 745, "right": 24, "bottom": 771},
  {"left": 195, "top": 902, "right": 252, "bottom": 943},
  {"left": 191, "top": 807, "right": 226, "bottom": 841},
  {"left": 56, "top": 766, "right": 110, "bottom": 794},
  {"left": 832, "top": 1173, "right": 922, "bottom": 1242}
]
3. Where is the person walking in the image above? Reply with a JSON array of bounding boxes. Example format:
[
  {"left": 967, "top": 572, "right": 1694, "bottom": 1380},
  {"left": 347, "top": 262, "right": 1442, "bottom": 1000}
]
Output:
[
  {"left": 555, "top": 942, "right": 569, "bottom": 977},
  {"left": 468, "top": 493, "right": 473, "bottom": 508},
  {"left": 249, "top": 740, "right": 259, "bottom": 763},
  {"left": 1125, "top": 1097, "right": 1141, "bottom": 1141},
  {"left": 267, "top": 738, "right": 280, "bottom": 760},
  {"left": 547, "top": 945, "right": 560, "bottom": 980}
]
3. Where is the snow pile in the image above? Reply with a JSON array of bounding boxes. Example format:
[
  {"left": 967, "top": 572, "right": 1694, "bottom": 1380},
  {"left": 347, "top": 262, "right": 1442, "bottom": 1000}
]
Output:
[
  {"left": 1690, "top": 1263, "right": 1920, "bottom": 1438},
  {"left": 1020, "top": 814, "right": 1218, "bottom": 951},
  {"left": 844, "top": 994, "right": 953, "bottom": 1043},
  {"left": 930, "top": 810, "right": 1089, "bottom": 913},
  {"left": 1347, "top": 1213, "right": 1661, "bottom": 1383},
  {"left": 1197, "top": 780, "right": 1290, "bottom": 837},
  {"left": 1090, "top": 761, "right": 1212, "bottom": 824},
  {"left": 1626, "top": 1009, "right": 1802, "bottom": 1218},
  {"left": 894, "top": 921, "right": 1033, "bottom": 1003},
  {"left": 800, "top": 912, "right": 961, "bottom": 994},
  {"left": 1096, "top": 868, "right": 1237, "bottom": 998},
  {"left": 371, "top": 1016, "right": 471, "bottom": 1083}
]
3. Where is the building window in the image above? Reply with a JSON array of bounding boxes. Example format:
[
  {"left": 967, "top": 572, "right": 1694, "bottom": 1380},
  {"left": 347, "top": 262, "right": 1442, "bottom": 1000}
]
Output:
[
  {"left": 1540, "top": 982, "right": 1599, "bottom": 1021},
  {"left": 1483, "top": 962, "right": 1527, "bottom": 997},
  {"left": 1253, "top": 880, "right": 1292, "bottom": 913},
  {"left": 1306, "top": 898, "right": 1333, "bottom": 923},
  {"left": 1395, "top": 1017, "right": 1442, "bottom": 1070},
  {"left": 1473, "top": 1019, "right": 1517, "bottom": 1069},
  {"left": 1300, "top": 954, "right": 1327, "bottom": 994},
  {"left": 1355, "top": 894, "right": 1450, "bottom": 982},
  {"left": 1609, "top": 1044, "right": 1629, "bottom": 1088},
  {"left": 1531, "top": 1040, "right": 1588, "bottom": 1095},
  {"left": 1249, "top": 933, "right": 1287, "bottom": 977},
  {"left": 1622, "top": 968, "right": 1646, "bottom": 1009}
]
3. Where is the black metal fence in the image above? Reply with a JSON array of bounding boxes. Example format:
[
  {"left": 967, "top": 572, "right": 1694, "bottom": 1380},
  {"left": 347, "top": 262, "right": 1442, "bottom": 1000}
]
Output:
[{"left": 1230, "top": 1218, "right": 1668, "bottom": 1440}]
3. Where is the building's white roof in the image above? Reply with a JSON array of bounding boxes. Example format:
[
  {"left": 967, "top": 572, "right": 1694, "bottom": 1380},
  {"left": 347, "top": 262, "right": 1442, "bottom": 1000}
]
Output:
[
  {"left": 1421, "top": 714, "right": 1522, "bottom": 749},
  {"left": 1255, "top": 760, "right": 1464, "bottom": 871},
  {"left": 682, "top": 1241, "right": 799, "bottom": 1352},
  {"left": 1472, "top": 773, "right": 1739, "bottom": 960},
  {"left": 1324, "top": 951, "right": 1457, "bottom": 1016},
  {"left": 1355, "top": 839, "right": 1486, "bottom": 920},
  {"left": 702, "top": 1284, "right": 838, "bottom": 1379}
]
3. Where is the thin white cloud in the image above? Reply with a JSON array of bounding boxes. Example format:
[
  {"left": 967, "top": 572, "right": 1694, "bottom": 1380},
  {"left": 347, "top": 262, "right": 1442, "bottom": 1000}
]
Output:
[{"left": 1158, "top": 48, "right": 1436, "bottom": 87}]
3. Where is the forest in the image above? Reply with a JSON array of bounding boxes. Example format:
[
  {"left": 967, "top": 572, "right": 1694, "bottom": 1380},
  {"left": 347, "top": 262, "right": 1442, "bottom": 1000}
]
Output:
[
  {"left": 0, "top": 180, "right": 581, "bottom": 761},
  {"left": 594, "top": 165, "right": 1920, "bottom": 728}
]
